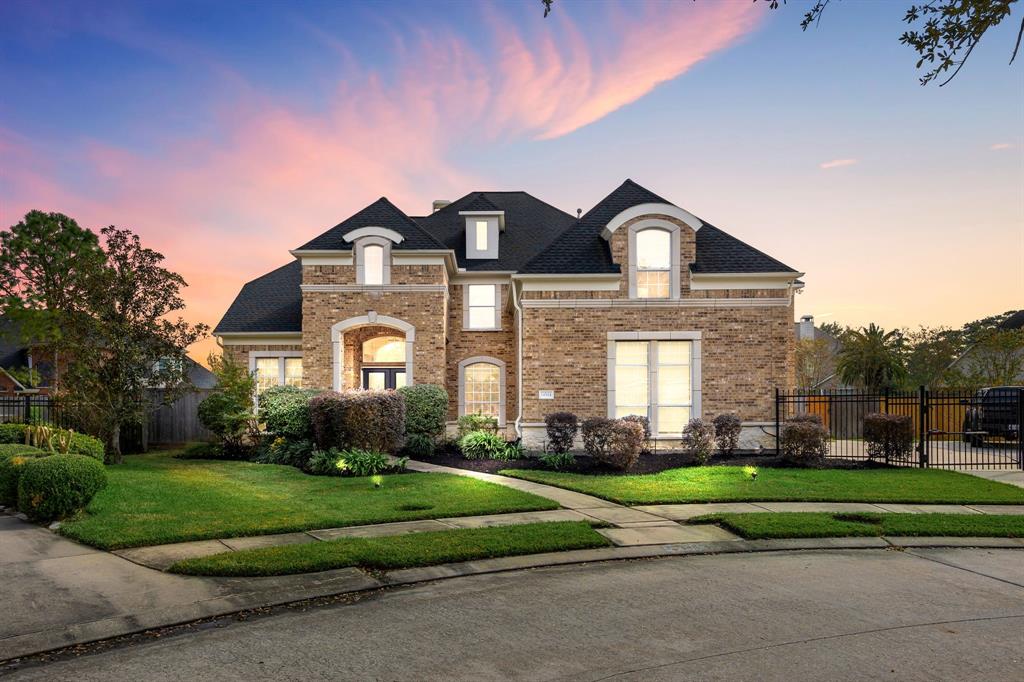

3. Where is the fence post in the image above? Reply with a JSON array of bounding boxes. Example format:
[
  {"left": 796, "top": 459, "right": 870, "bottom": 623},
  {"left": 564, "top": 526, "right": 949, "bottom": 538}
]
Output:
[
  {"left": 774, "top": 387, "right": 781, "bottom": 456},
  {"left": 22, "top": 394, "right": 31, "bottom": 424},
  {"left": 1017, "top": 388, "right": 1023, "bottom": 470},
  {"left": 918, "top": 385, "right": 928, "bottom": 468}
]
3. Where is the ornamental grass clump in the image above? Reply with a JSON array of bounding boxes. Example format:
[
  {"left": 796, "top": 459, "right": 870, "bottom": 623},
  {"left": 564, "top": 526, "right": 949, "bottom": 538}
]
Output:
[{"left": 459, "top": 431, "right": 520, "bottom": 461}]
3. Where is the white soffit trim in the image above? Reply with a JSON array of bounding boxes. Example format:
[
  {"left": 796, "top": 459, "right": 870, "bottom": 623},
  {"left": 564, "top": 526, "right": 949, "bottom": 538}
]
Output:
[
  {"left": 517, "top": 275, "right": 621, "bottom": 292},
  {"left": 690, "top": 272, "right": 804, "bottom": 290},
  {"left": 218, "top": 333, "right": 302, "bottom": 345},
  {"left": 601, "top": 203, "right": 703, "bottom": 239},
  {"left": 342, "top": 226, "right": 405, "bottom": 244}
]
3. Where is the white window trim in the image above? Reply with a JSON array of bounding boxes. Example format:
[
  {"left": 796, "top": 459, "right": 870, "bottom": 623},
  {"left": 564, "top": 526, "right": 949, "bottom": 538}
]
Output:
[
  {"left": 606, "top": 331, "right": 702, "bottom": 437},
  {"left": 458, "top": 356, "right": 506, "bottom": 427},
  {"left": 628, "top": 220, "right": 681, "bottom": 300},
  {"left": 463, "top": 283, "right": 502, "bottom": 331},
  {"left": 354, "top": 236, "right": 392, "bottom": 285},
  {"left": 464, "top": 217, "right": 500, "bottom": 259},
  {"left": 249, "top": 351, "right": 303, "bottom": 406}
]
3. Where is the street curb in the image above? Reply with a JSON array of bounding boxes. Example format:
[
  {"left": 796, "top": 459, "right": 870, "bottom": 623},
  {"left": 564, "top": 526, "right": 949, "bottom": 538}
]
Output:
[{"left": 3, "top": 536, "right": 1023, "bottom": 666}]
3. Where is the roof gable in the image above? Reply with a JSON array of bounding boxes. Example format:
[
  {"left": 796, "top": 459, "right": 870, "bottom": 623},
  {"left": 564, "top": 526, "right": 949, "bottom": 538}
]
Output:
[{"left": 296, "top": 197, "right": 446, "bottom": 251}]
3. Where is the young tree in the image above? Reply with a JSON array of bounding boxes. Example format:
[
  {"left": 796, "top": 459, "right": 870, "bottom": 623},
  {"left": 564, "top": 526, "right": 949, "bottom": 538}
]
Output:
[
  {"left": 948, "top": 328, "right": 1024, "bottom": 389},
  {"left": 0, "top": 211, "right": 106, "bottom": 388},
  {"left": 62, "top": 226, "right": 208, "bottom": 463},
  {"left": 835, "top": 323, "right": 908, "bottom": 392},
  {"left": 903, "top": 326, "right": 964, "bottom": 388},
  {"left": 795, "top": 337, "right": 834, "bottom": 390}
]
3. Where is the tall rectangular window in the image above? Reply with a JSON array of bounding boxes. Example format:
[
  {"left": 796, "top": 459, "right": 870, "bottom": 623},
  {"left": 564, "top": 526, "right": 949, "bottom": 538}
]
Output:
[
  {"left": 363, "top": 244, "right": 384, "bottom": 285},
  {"left": 613, "top": 340, "right": 692, "bottom": 435},
  {"left": 635, "top": 228, "right": 671, "bottom": 298},
  {"left": 284, "top": 358, "right": 304, "bottom": 388},
  {"left": 467, "top": 284, "right": 497, "bottom": 329},
  {"left": 475, "top": 220, "right": 489, "bottom": 251}
]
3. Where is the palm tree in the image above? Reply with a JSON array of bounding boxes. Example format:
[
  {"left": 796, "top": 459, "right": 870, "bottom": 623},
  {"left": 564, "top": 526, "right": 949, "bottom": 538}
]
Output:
[{"left": 836, "top": 324, "right": 907, "bottom": 392}]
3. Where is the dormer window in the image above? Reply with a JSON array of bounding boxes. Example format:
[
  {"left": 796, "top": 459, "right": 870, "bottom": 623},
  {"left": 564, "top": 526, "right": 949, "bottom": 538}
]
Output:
[
  {"left": 460, "top": 210, "right": 504, "bottom": 259},
  {"left": 475, "top": 221, "right": 489, "bottom": 251},
  {"left": 364, "top": 244, "right": 384, "bottom": 285},
  {"left": 352, "top": 235, "right": 393, "bottom": 285},
  {"left": 627, "top": 220, "right": 681, "bottom": 299}
]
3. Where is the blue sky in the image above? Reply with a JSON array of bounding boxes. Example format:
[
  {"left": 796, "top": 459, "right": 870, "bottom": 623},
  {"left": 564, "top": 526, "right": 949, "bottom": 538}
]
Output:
[{"left": 1, "top": 0, "right": 1021, "bottom": 359}]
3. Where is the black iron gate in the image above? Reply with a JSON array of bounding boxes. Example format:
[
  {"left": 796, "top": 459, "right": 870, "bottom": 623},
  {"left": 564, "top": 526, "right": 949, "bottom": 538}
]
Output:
[{"left": 775, "top": 387, "right": 1024, "bottom": 469}]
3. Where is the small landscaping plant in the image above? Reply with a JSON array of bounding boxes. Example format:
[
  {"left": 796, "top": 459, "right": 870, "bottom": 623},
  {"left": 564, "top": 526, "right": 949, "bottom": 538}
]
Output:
[
  {"left": 257, "top": 437, "right": 316, "bottom": 469},
  {"left": 174, "top": 442, "right": 238, "bottom": 460},
  {"left": 863, "top": 412, "right": 914, "bottom": 462},
  {"left": 619, "top": 414, "right": 651, "bottom": 454},
  {"left": 0, "top": 445, "right": 45, "bottom": 506},
  {"left": 459, "top": 431, "right": 521, "bottom": 460},
  {"left": 258, "top": 385, "right": 316, "bottom": 441},
  {"left": 17, "top": 454, "right": 107, "bottom": 522},
  {"left": 581, "top": 417, "right": 644, "bottom": 471},
  {"left": 398, "top": 384, "right": 448, "bottom": 457},
  {"left": 306, "top": 447, "right": 406, "bottom": 477},
  {"left": 713, "top": 413, "right": 742, "bottom": 456},
  {"left": 199, "top": 354, "right": 259, "bottom": 455},
  {"left": 457, "top": 413, "right": 498, "bottom": 437},
  {"left": 682, "top": 418, "right": 716, "bottom": 464},
  {"left": 538, "top": 451, "right": 575, "bottom": 470},
  {"left": 780, "top": 414, "right": 830, "bottom": 466},
  {"left": 544, "top": 412, "right": 579, "bottom": 454}
]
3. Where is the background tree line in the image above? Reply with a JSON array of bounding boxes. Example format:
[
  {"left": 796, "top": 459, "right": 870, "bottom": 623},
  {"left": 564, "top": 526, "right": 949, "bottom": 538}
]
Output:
[{"left": 796, "top": 311, "right": 1024, "bottom": 392}]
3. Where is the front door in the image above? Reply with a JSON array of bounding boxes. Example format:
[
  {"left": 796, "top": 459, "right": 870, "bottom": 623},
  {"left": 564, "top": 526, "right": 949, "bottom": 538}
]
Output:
[{"left": 362, "top": 367, "right": 406, "bottom": 390}]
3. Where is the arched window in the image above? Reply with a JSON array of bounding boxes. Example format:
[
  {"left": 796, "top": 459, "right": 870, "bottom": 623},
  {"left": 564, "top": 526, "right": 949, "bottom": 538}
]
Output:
[
  {"left": 635, "top": 228, "right": 671, "bottom": 298},
  {"left": 363, "top": 244, "right": 384, "bottom": 285},
  {"left": 362, "top": 336, "right": 406, "bottom": 364},
  {"left": 459, "top": 357, "right": 506, "bottom": 425}
]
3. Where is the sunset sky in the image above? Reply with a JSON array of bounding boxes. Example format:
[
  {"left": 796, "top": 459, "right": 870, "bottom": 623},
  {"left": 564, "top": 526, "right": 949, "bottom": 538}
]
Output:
[{"left": 1, "top": 0, "right": 1021, "bottom": 362}]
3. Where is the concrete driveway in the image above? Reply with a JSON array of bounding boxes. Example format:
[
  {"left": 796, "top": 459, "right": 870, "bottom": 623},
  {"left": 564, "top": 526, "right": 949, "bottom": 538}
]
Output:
[{"left": 8, "top": 547, "right": 1023, "bottom": 681}]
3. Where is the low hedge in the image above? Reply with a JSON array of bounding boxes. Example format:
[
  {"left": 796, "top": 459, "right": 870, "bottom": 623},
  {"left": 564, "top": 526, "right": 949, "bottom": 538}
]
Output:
[
  {"left": 0, "top": 445, "right": 45, "bottom": 506},
  {"left": 0, "top": 423, "right": 105, "bottom": 461},
  {"left": 17, "top": 454, "right": 108, "bottom": 522}
]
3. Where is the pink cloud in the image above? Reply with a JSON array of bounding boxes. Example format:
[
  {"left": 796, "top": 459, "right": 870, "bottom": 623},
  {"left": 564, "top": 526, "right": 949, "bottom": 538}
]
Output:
[
  {"left": 819, "top": 158, "right": 858, "bottom": 170},
  {"left": 0, "top": 2, "right": 765, "bottom": 362},
  {"left": 989, "top": 142, "right": 1013, "bottom": 150}
]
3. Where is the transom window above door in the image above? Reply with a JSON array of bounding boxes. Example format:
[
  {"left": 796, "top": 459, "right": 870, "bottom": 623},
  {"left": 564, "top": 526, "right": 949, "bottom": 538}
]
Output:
[{"left": 362, "top": 336, "right": 406, "bottom": 364}]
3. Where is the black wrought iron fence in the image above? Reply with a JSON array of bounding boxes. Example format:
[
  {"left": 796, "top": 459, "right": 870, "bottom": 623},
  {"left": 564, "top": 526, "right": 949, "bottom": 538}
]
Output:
[
  {"left": 0, "top": 394, "right": 71, "bottom": 428},
  {"left": 775, "top": 387, "right": 1023, "bottom": 469}
]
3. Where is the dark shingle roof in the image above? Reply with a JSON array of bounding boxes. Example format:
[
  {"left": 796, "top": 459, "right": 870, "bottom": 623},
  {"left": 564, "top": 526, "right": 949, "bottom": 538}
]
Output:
[
  {"left": 998, "top": 310, "right": 1024, "bottom": 331},
  {"left": 296, "top": 197, "right": 446, "bottom": 251},
  {"left": 519, "top": 179, "right": 668, "bottom": 274},
  {"left": 213, "top": 261, "right": 303, "bottom": 334},
  {"left": 520, "top": 178, "right": 798, "bottom": 275},
  {"left": 414, "top": 192, "right": 577, "bottom": 271}
]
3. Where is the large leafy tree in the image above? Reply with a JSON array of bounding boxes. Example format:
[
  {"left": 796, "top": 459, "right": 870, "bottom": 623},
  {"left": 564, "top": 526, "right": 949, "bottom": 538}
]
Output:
[
  {"left": 835, "top": 323, "right": 908, "bottom": 392},
  {"left": 542, "top": 0, "right": 1021, "bottom": 86},
  {"left": 63, "top": 226, "right": 208, "bottom": 463},
  {"left": 0, "top": 211, "right": 106, "bottom": 388},
  {"left": 902, "top": 326, "right": 963, "bottom": 388},
  {"left": 947, "top": 328, "right": 1024, "bottom": 389}
]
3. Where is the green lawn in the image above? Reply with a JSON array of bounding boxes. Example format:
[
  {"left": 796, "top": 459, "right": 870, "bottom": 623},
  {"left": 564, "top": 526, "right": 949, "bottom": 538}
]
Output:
[
  {"left": 60, "top": 453, "right": 557, "bottom": 550},
  {"left": 170, "top": 521, "right": 610, "bottom": 576},
  {"left": 500, "top": 466, "right": 1024, "bottom": 506},
  {"left": 691, "top": 512, "right": 1024, "bottom": 540}
]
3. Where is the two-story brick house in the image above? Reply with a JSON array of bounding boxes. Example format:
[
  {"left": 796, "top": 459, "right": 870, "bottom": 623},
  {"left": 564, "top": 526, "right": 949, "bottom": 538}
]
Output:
[{"left": 215, "top": 179, "right": 802, "bottom": 447}]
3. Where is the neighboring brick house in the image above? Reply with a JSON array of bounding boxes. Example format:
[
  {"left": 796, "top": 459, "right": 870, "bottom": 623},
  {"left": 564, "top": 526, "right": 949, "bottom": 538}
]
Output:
[{"left": 215, "top": 179, "right": 802, "bottom": 447}]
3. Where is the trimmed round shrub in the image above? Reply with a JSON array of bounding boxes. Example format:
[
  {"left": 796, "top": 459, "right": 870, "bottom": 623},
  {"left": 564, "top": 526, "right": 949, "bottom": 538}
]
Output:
[
  {"left": 619, "top": 414, "right": 651, "bottom": 454},
  {"left": 309, "top": 391, "right": 346, "bottom": 449},
  {"left": 398, "top": 384, "right": 448, "bottom": 440},
  {"left": 713, "top": 413, "right": 742, "bottom": 456},
  {"left": 581, "top": 418, "right": 643, "bottom": 471},
  {"left": 0, "top": 423, "right": 27, "bottom": 444},
  {"left": 17, "top": 454, "right": 108, "bottom": 522},
  {"left": 780, "top": 415, "right": 829, "bottom": 466},
  {"left": 863, "top": 412, "right": 914, "bottom": 462},
  {"left": 544, "top": 412, "right": 579, "bottom": 454},
  {"left": 339, "top": 390, "right": 406, "bottom": 454},
  {"left": 258, "top": 385, "right": 316, "bottom": 440},
  {"left": 0, "top": 445, "right": 45, "bottom": 506},
  {"left": 683, "top": 418, "right": 716, "bottom": 464},
  {"left": 68, "top": 432, "right": 105, "bottom": 462}
]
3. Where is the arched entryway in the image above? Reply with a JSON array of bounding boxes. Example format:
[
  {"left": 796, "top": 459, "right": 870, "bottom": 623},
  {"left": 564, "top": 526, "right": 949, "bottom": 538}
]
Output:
[{"left": 331, "top": 314, "right": 415, "bottom": 391}]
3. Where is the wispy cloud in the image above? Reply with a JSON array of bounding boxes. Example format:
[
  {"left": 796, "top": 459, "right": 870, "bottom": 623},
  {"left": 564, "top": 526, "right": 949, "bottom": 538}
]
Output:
[
  {"left": 819, "top": 158, "right": 858, "bottom": 170},
  {"left": 990, "top": 142, "right": 1013, "bottom": 150}
]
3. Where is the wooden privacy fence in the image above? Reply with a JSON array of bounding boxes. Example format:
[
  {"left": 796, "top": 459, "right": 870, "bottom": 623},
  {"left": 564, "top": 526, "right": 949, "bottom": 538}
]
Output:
[{"left": 122, "top": 389, "right": 214, "bottom": 452}]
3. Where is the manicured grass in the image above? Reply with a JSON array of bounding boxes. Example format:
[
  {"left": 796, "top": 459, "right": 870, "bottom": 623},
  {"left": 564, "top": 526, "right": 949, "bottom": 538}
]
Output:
[
  {"left": 60, "top": 453, "right": 557, "bottom": 550},
  {"left": 499, "top": 466, "right": 1024, "bottom": 506},
  {"left": 170, "top": 521, "right": 610, "bottom": 576},
  {"left": 690, "top": 512, "right": 1024, "bottom": 540}
]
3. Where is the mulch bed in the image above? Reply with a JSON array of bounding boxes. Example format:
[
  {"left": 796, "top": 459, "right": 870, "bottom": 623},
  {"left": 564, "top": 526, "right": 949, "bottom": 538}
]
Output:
[{"left": 419, "top": 449, "right": 890, "bottom": 476}]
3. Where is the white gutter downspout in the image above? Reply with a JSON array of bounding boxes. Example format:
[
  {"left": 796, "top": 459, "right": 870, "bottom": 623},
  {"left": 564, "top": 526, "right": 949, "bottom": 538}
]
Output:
[{"left": 512, "top": 280, "right": 524, "bottom": 439}]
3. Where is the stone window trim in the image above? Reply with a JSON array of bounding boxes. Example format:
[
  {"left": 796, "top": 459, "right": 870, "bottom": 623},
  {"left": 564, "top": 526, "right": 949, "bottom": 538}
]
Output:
[
  {"left": 463, "top": 216, "right": 500, "bottom": 259},
  {"left": 606, "top": 331, "right": 702, "bottom": 437},
  {"left": 353, "top": 236, "right": 392, "bottom": 285},
  {"left": 462, "top": 283, "right": 502, "bottom": 331},
  {"left": 330, "top": 313, "right": 415, "bottom": 391},
  {"left": 627, "top": 220, "right": 681, "bottom": 300},
  {"left": 249, "top": 350, "right": 303, "bottom": 406},
  {"left": 458, "top": 355, "right": 507, "bottom": 427}
]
